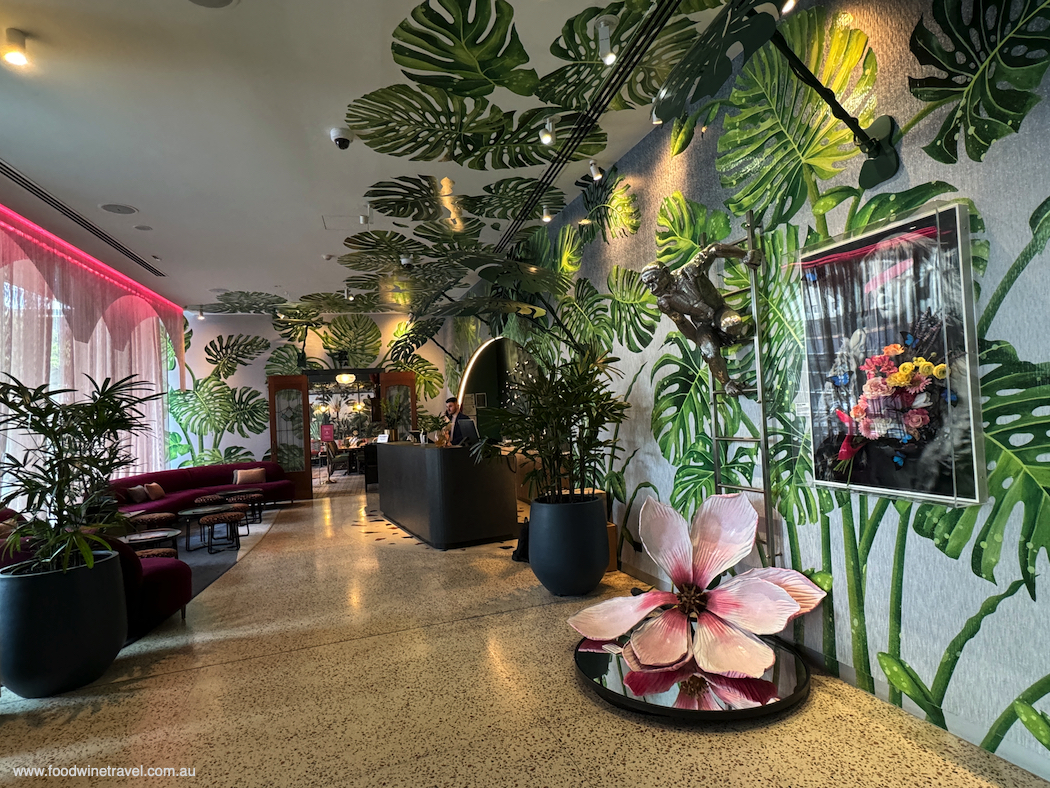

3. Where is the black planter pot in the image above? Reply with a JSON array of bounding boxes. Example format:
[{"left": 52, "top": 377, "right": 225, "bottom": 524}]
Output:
[
  {"left": 528, "top": 495, "right": 608, "bottom": 596},
  {"left": 0, "top": 551, "right": 127, "bottom": 698}
]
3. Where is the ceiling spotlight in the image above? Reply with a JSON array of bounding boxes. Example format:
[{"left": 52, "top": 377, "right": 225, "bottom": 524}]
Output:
[
  {"left": 780, "top": 0, "right": 797, "bottom": 13},
  {"left": 359, "top": 203, "right": 372, "bottom": 225},
  {"left": 336, "top": 373, "right": 356, "bottom": 385},
  {"left": 400, "top": 255, "right": 412, "bottom": 267},
  {"left": 539, "top": 117, "right": 557, "bottom": 146},
  {"left": 542, "top": 206, "right": 553, "bottom": 224},
  {"left": 589, "top": 160, "right": 604, "bottom": 181},
  {"left": 3, "top": 29, "right": 28, "bottom": 67},
  {"left": 196, "top": 307, "right": 205, "bottom": 321},
  {"left": 650, "top": 104, "right": 663, "bottom": 125},
  {"left": 596, "top": 16, "right": 617, "bottom": 66}
]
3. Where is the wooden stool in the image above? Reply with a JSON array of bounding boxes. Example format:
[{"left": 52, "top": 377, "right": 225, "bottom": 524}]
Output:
[
  {"left": 197, "top": 511, "right": 245, "bottom": 554},
  {"left": 227, "top": 502, "right": 251, "bottom": 535}
]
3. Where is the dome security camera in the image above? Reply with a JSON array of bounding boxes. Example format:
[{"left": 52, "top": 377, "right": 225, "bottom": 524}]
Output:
[{"left": 330, "top": 127, "right": 354, "bottom": 150}]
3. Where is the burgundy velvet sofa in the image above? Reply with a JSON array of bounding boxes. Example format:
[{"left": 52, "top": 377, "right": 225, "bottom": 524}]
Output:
[
  {"left": 109, "top": 461, "right": 295, "bottom": 516},
  {"left": 0, "top": 513, "right": 192, "bottom": 642}
]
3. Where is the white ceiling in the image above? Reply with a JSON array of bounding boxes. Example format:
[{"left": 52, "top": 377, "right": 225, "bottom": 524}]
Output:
[{"left": 0, "top": 0, "right": 670, "bottom": 308}]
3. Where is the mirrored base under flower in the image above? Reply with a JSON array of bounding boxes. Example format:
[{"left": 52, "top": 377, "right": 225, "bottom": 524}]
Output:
[{"left": 574, "top": 637, "right": 810, "bottom": 721}]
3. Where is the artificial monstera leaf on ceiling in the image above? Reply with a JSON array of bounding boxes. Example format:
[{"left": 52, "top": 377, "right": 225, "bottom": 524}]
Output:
[
  {"left": 423, "top": 295, "right": 546, "bottom": 320},
  {"left": 265, "top": 345, "right": 323, "bottom": 377},
  {"left": 462, "top": 107, "right": 607, "bottom": 170},
  {"left": 413, "top": 217, "right": 487, "bottom": 251},
  {"left": 387, "top": 319, "right": 445, "bottom": 363},
  {"left": 537, "top": 3, "right": 699, "bottom": 112},
  {"left": 272, "top": 306, "right": 325, "bottom": 344},
  {"left": 321, "top": 314, "right": 383, "bottom": 367},
  {"left": 391, "top": 0, "right": 539, "bottom": 98},
  {"left": 365, "top": 175, "right": 446, "bottom": 222},
  {"left": 340, "top": 230, "right": 431, "bottom": 273},
  {"left": 716, "top": 7, "right": 877, "bottom": 227},
  {"left": 909, "top": 0, "right": 1050, "bottom": 164},
  {"left": 651, "top": 0, "right": 779, "bottom": 123},
  {"left": 195, "top": 291, "right": 287, "bottom": 315},
  {"left": 297, "top": 292, "right": 362, "bottom": 313},
  {"left": 654, "top": 191, "right": 732, "bottom": 271},
  {"left": 460, "top": 177, "right": 566, "bottom": 220},
  {"left": 346, "top": 83, "right": 504, "bottom": 163}
]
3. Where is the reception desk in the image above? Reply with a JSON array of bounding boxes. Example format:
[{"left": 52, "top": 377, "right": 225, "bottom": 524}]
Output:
[{"left": 377, "top": 442, "right": 518, "bottom": 549}]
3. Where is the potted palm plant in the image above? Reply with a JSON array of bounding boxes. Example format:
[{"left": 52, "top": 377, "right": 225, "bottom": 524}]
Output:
[
  {"left": 0, "top": 374, "right": 156, "bottom": 698},
  {"left": 479, "top": 343, "right": 629, "bottom": 595}
]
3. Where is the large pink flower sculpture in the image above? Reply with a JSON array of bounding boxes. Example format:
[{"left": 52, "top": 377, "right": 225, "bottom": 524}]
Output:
[{"left": 568, "top": 495, "right": 825, "bottom": 680}]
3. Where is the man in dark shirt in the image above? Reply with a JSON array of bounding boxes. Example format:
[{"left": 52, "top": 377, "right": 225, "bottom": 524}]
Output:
[{"left": 444, "top": 397, "right": 471, "bottom": 446}]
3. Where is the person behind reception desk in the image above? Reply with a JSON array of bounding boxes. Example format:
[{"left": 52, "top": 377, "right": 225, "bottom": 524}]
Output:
[{"left": 443, "top": 397, "right": 478, "bottom": 446}]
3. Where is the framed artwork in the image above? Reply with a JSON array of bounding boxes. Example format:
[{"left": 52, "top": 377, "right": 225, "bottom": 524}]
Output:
[{"left": 800, "top": 202, "right": 986, "bottom": 505}]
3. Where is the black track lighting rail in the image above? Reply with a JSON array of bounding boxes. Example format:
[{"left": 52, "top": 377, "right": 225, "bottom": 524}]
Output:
[{"left": 495, "top": 0, "right": 685, "bottom": 253}]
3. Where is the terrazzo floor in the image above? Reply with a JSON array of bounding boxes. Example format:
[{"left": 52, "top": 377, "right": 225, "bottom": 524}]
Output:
[{"left": 0, "top": 488, "right": 1046, "bottom": 787}]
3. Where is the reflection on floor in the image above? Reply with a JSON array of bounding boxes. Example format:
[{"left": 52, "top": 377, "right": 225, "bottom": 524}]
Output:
[{"left": 0, "top": 486, "right": 1045, "bottom": 787}]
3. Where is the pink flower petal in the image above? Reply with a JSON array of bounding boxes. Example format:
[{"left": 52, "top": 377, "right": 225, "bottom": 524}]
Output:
[
  {"left": 708, "top": 674, "right": 780, "bottom": 709},
  {"left": 737, "top": 567, "right": 826, "bottom": 618},
  {"left": 673, "top": 691, "right": 701, "bottom": 711},
  {"left": 690, "top": 494, "right": 758, "bottom": 588},
  {"left": 673, "top": 687, "right": 720, "bottom": 711},
  {"left": 704, "top": 576, "right": 800, "bottom": 634},
  {"left": 630, "top": 608, "right": 691, "bottom": 667},
  {"left": 577, "top": 639, "right": 614, "bottom": 653},
  {"left": 693, "top": 611, "right": 775, "bottom": 678},
  {"left": 622, "top": 641, "right": 692, "bottom": 673},
  {"left": 624, "top": 663, "right": 695, "bottom": 696},
  {"left": 567, "top": 590, "right": 678, "bottom": 641},
  {"left": 639, "top": 498, "right": 695, "bottom": 587}
]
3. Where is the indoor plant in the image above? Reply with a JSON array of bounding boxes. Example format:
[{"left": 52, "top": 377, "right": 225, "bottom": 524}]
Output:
[
  {"left": 0, "top": 374, "right": 156, "bottom": 698},
  {"left": 479, "top": 343, "right": 630, "bottom": 595}
]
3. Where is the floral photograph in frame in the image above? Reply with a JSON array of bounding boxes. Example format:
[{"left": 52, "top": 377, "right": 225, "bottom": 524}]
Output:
[{"left": 800, "top": 202, "right": 985, "bottom": 505}]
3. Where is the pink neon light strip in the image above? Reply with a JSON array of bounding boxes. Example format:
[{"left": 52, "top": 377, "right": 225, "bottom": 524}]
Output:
[
  {"left": 0, "top": 203, "right": 182, "bottom": 312},
  {"left": 800, "top": 227, "right": 939, "bottom": 270}
]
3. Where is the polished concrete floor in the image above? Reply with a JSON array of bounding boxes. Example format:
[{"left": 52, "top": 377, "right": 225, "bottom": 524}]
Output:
[{"left": 1, "top": 487, "right": 1046, "bottom": 787}]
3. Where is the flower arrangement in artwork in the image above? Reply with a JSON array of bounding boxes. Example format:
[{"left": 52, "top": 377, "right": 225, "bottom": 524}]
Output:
[
  {"left": 834, "top": 324, "right": 952, "bottom": 470},
  {"left": 568, "top": 495, "right": 825, "bottom": 711}
]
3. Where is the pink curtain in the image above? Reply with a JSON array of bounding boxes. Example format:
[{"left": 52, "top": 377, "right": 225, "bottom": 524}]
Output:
[{"left": 0, "top": 204, "right": 183, "bottom": 476}]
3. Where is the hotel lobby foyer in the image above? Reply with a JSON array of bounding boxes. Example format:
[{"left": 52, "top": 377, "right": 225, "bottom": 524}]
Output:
[{"left": 0, "top": 489, "right": 1044, "bottom": 788}]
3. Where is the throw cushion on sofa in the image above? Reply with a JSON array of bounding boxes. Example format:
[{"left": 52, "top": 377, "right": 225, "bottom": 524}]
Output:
[
  {"left": 144, "top": 482, "right": 166, "bottom": 501},
  {"left": 233, "top": 467, "right": 266, "bottom": 485},
  {"left": 126, "top": 485, "right": 151, "bottom": 504}
]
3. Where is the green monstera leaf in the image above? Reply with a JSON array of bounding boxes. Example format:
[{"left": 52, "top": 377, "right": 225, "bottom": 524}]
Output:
[
  {"left": 912, "top": 339, "right": 1050, "bottom": 599},
  {"left": 652, "top": 0, "right": 779, "bottom": 123},
  {"left": 265, "top": 344, "right": 323, "bottom": 376},
  {"left": 340, "top": 231, "right": 431, "bottom": 274},
  {"left": 186, "top": 446, "right": 257, "bottom": 468},
  {"left": 670, "top": 442, "right": 757, "bottom": 521},
  {"left": 229, "top": 387, "right": 269, "bottom": 438},
  {"left": 909, "top": 0, "right": 1050, "bottom": 164},
  {"left": 391, "top": 353, "right": 445, "bottom": 401},
  {"left": 552, "top": 224, "right": 583, "bottom": 274},
  {"left": 272, "top": 306, "right": 325, "bottom": 344},
  {"left": 651, "top": 332, "right": 749, "bottom": 466},
  {"left": 365, "top": 175, "right": 445, "bottom": 221},
  {"left": 167, "top": 431, "right": 191, "bottom": 462},
  {"left": 297, "top": 292, "right": 360, "bottom": 313},
  {"left": 388, "top": 319, "right": 444, "bottom": 362},
  {"left": 196, "top": 291, "right": 287, "bottom": 315},
  {"left": 582, "top": 167, "right": 640, "bottom": 244},
  {"left": 413, "top": 217, "right": 487, "bottom": 253},
  {"left": 391, "top": 0, "right": 538, "bottom": 98},
  {"left": 558, "top": 278, "right": 614, "bottom": 349},
  {"left": 346, "top": 83, "right": 504, "bottom": 162},
  {"left": 204, "top": 334, "right": 271, "bottom": 380},
  {"left": 169, "top": 375, "right": 234, "bottom": 438},
  {"left": 607, "top": 265, "right": 659, "bottom": 353},
  {"left": 321, "top": 314, "right": 382, "bottom": 367},
  {"left": 654, "top": 191, "right": 732, "bottom": 272},
  {"left": 461, "top": 177, "right": 565, "bottom": 220},
  {"left": 537, "top": 3, "right": 697, "bottom": 112},
  {"left": 464, "top": 108, "right": 607, "bottom": 170},
  {"left": 716, "top": 8, "right": 878, "bottom": 227}
]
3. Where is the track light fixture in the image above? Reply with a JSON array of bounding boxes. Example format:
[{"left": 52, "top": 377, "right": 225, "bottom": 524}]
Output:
[
  {"left": 539, "top": 117, "right": 557, "bottom": 146},
  {"left": 589, "top": 160, "right": 604, "bottom": 181},
  {"left": 542, "top": 206, "right": 553, "bottom": 223},
  {"left": 780, "top": 0, "right": 797, "bottom": 13},
  {"left": 3, "top": 29, "right": 27, "bottom": 67},
  {"left": 400, "top": 255, "right": 412, "bottom": 267},
  {"left": 596, "top": 16, "right": 617, "bottom": 66},
  {"left": 197, "top": 307, "right": 205, "bottom": 321}
]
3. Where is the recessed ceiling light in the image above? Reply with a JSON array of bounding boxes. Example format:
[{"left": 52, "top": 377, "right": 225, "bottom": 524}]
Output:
[
  {"left": 134, "top": 224, "right": 153, "bottom": 231},
  {"left": 100, "top": 203, "right": 138, "bottom": 215},
  {"left": 189, "top": 0, "right": 239, "bottom": 7}
]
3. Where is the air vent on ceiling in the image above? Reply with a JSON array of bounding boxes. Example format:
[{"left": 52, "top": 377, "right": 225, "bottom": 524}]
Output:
[
  {"left": 0, "top": 158, "right": 166, "bottom": 277},
  {"left": 189, "top": 0, "right": 238, "bottom": 7},
  {"left": 100, "top": 203, "right": 138, "bottom": 215}
]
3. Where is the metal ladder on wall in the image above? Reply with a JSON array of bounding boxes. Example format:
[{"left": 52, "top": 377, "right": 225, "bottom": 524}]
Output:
[{"left": 708, "top": 211, "right": 780, "bottom": 568}]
